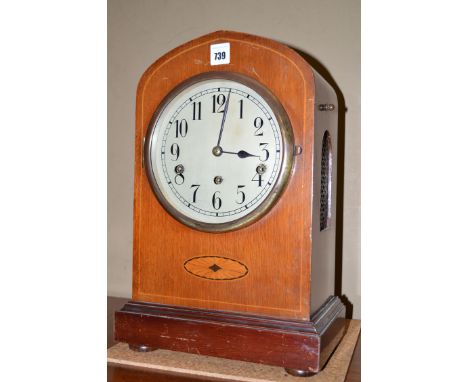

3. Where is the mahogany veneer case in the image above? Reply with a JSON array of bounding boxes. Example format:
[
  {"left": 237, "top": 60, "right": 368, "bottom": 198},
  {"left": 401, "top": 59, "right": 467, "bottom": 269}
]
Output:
[{"left": 114, "top": 30, "right": 346, "bottom": 376}]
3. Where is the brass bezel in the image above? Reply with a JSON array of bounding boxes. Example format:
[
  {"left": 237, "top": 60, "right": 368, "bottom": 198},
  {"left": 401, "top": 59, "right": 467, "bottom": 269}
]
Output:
[{"left": 144, "top": 71, "right": 294, "bottom": 233}]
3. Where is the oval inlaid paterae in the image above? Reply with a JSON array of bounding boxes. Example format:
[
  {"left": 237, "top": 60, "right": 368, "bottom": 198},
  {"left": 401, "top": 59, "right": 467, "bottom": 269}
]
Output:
[{"left": 184, "top": 256, "right": 248, "bottom": 281}]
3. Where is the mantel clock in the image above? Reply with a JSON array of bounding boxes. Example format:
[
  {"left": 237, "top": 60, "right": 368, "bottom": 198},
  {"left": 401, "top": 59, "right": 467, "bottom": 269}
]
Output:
[{"left": 115, "top": 31, "right": 346, "bottom": 376}]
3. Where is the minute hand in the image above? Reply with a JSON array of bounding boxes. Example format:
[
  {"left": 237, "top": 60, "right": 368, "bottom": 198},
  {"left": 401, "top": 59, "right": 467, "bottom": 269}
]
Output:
[
  {"left": 216, "top": 89, "right": 232, "bottom": 147},
  {"left": 222, "top": 150, "right": 260, "bottom": 159}
]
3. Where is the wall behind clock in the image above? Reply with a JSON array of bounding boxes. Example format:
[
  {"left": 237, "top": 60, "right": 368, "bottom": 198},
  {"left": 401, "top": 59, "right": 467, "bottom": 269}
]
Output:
[{"left": 108, "top": 0, "right": 361, "bottom": 318}]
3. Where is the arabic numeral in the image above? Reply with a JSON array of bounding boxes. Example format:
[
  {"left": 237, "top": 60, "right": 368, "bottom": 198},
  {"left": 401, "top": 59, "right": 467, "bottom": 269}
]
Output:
[
  {"left": 170, "top": 143, "right": 180, "bottom": 161},
  {"left": 259, "top": 143, "right": 270, "bottom": 162},
  {"left": 175, "top": 119, "right": 188, "bottom": 138},
  {"left": 251, "top": 173, "right": 263, "bottom": 187},
  {"left": 212, "top": 191, "right": 222, "bottom": 210},
  {"left": 236, "top": 185, "right": 246, "bottom": 204},
  {"left": 174, "top": 173, "right": 184, "bottom": 185},
  {"left": 191, "top": 184, "right": 200, "bottom": 203},
  {"left": 254, "top": 117, "right": 264, "bottom": 136},
  {"left": 212, "top": 94, "right": 226, "bottom": 113},
  {"left": 192, "top": 101, "right": 201, "bottom": 120}
]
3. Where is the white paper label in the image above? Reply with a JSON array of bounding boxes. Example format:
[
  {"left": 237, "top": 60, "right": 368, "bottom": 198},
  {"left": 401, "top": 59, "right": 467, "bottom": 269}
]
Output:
[{"left": 210, "top": 42, "right": 230, "bottom": 66}]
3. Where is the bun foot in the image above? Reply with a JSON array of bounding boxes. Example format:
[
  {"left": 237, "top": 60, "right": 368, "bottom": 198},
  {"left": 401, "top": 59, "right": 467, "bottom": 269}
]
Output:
[
  {"left": 284, "top": 368, "right": 316, "bottom": 377},
  {"left": 129, "top": 344, "right": 156, "bottom": 352}
]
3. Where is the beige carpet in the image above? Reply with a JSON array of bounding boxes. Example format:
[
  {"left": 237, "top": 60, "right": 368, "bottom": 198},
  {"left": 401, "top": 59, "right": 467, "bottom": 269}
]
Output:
[{"left": 108, "top": 319, "right": 360, "bottom": 382}]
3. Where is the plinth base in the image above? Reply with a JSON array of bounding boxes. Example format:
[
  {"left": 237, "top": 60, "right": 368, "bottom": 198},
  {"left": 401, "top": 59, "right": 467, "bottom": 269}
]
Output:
[{"left": 114, "top": 296, "right": 346, "bottom": 374}]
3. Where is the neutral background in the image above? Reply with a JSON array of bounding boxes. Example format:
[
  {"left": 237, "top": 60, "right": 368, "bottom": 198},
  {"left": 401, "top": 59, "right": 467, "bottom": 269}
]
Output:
[{"left": 108, "top": 0, "right": 361, "bottom": 318}]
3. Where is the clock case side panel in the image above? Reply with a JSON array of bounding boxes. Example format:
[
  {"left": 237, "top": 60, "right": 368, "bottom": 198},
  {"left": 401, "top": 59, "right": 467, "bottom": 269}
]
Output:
[
  {"left": 131, "top": 30, "right": 316, "bottom": 320},
  {"left": 310, "top": 70, "right": 339, "bottom": 313}
]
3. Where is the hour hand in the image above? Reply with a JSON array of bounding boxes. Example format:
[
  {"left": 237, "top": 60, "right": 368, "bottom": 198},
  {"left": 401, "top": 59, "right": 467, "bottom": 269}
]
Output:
[{"left": 222, "top": 150, "right": 260, "bottom": 159}]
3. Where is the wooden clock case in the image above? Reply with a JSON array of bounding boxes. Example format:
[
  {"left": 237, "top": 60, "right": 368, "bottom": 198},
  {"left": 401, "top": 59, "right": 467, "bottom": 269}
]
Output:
[{"left": 114, "top": 31, "right": 346, "bottom": 375}]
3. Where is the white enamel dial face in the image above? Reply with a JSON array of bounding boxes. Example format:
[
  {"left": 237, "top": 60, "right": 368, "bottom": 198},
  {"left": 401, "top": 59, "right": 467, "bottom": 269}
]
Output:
[{"left": 146, "top": 76, "right": 292, "bottom": 231}]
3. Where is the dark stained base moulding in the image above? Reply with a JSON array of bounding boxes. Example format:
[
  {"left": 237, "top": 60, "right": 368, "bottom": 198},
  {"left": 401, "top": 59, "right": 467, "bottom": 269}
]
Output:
[{"left": 114, "top": 296, "right": 347, "bottom": 376}]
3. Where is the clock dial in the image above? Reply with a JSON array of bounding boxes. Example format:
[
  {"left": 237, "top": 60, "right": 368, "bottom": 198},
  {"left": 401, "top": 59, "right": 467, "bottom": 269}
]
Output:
[{"left": 145, "top": 73, "right": 293, "bottom": 232}]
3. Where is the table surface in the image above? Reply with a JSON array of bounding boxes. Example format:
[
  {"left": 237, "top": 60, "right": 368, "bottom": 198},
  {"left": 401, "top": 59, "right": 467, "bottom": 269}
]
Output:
[{"left": 107, "top": 297, "right": 360, "bottom": 382}]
